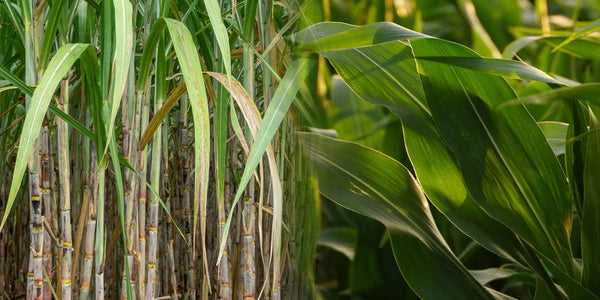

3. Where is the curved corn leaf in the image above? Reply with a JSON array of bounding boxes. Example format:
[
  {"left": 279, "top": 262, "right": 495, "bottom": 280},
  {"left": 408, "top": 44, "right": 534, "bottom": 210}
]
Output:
[
  {"left": 554, "top": 18, "right": 600, "bottom": 51},
  {"left": 2, "top": 43, "right": 99, "bottom": 231},
  {"left": 416, "top": 56, "right": 561, "bottom": 85},
  {"left": 583, "top": 106, "right": 600, "bottom": 294},
  {"left": 139, "top": 17, "right": 211, "bottom": 282},
  {"left": 295, "top": 22, "right": 427, "bottom": 51},
  {"left": 317, "top": 32, "right": 534, "bottom": 267},
  {"left": 411, "top": 37, "right": 576, "bottom": 277},
  {"left": 538, "top": 121, "right": 569, "bottom": 156},
  {"left": 504, "top": 83, "right": 600, "bottom": 107},
  {"left": 469, "top": 268, "right": 519, "bottom": 286},
  {"left": 503, "top": 36, "right": 600, "bottom": 62},
  {"left": 318, "top": 227, "right": 357, "bottom": 260},
  {"left": 301, "top": 133, "right": 495, "bottom": 300}
]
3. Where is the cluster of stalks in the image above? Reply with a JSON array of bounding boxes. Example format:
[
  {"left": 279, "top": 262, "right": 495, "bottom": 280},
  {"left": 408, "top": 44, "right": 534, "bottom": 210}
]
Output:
[{"left": 0, "top": 0, "right": 318, "bottom": 298}]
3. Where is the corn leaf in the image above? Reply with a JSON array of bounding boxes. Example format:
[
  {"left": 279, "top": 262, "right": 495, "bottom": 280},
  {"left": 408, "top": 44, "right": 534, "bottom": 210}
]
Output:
[
  {"left": 583, "top": 106, "right": 600, "bottom": 294},
  {"left": 411, "top": 37, "right": 575, "bottom": 277},
  {"left": 301, "top": 133, "right": 495, "bottom": 300},
  {"left": 319, "top": 37, "right": 533, "bottom": 267},
  {"left": 554, "top": 18, "right": 600, "bottom": 51}
]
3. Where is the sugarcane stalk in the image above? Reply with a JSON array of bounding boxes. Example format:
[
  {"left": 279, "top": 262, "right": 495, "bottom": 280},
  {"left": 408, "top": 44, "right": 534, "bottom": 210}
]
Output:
[
  {"left": 79, "top": 148, "right": 97, "bottom": 300},
  {"left": 95, "top": 166, "right": 106, "bottom": 299},
  {"left": 40, "top": 122, "right": 52, "bottom": 300},
  {"left": 57, "top": 78, "right": 73, "bottom": 299}
]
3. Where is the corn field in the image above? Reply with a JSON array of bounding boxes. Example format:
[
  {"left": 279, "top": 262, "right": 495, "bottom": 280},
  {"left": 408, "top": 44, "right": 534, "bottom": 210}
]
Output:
[{"left": 0, "top": 0, "right": 318, "bottom": 298}]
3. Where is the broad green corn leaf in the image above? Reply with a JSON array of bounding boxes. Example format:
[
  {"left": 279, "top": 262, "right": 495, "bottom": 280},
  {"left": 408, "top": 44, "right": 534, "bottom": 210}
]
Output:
[
  {"left": 318, "top": 227, "right": 357, "bottom": 260},
  {"left": 469, "top": 268, "right": 519, "bottom": 286},
  {"left": 538, "top": 121, "right": 568, "bottom": 156},
  {"left": 504, "top": 83, "right": 600, "bottom": 107},
  {"left": 416, "top": 56, "right": 561, "bottom": 85},
  {"left": 301, "top": 133, "right": 495, "bottom": 300},
  {"left": 411, "top": 37, "right": 576, "bottom": 277},
  {"left": 2, "top": 44, "right": 100, "bottom": 231},
  {"left": 295, "top": 22, "right": 427, "bottom": 51},
  {"left": 583, "top": 106, "right": 600, "bottom": 294},
  {"left": 316, "top": 33, "right": 533, "bottom": 267}
]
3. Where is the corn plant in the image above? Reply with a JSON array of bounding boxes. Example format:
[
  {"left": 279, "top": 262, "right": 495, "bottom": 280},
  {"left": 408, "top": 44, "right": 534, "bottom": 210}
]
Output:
[
  {"left": 296, "top": 2, "right": 600, "bottom": 298},
  {"left": 0, "top": 0, "right": 319, "bottom": 298}
]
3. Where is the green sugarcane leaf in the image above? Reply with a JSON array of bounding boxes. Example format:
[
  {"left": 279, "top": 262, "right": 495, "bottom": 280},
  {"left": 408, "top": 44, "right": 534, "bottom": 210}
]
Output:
[
  {"left": 103, "top": 0, "right": 133, "bottom": 157},
  {"left": 301, "top": 133, "right": 495, "bottom": 300},
  {"left": 411, "top": 37, "right": 576, "bottom": 277},
  {"left": 39, "top": 0, "right": 68, "bottom": 71},
  {"left": 2, "top": 44, "right": 99, "bottom": 231},
  {"left": 204, "top": 0, "right": 231, "bottom": 76},
  {"left": 217, "top": 59, "right": 315, "bottom": 277},
  {"left": 0, "top": 64, "right": 94, "bottom": 139},
  {"left": 139, "top": 17, "right": 211, "bottom": 283}
]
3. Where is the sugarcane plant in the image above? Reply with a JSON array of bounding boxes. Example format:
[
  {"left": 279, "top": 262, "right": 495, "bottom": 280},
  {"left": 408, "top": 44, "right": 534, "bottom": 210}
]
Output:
[{"left": 0, "top": 0, "right": 319, "bottom": 298}]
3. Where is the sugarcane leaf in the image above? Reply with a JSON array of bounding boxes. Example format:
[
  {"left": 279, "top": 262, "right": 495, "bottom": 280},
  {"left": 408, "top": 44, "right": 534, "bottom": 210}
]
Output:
[
  {"left": 206, "top": 71, "right": 282, "bottom": 275},
  {"left": 411, "top": 37, "right": 575, "bottom": 276},
  {"left": 139, "top": 81, "right": 186, "bottom": 150},
  {"left": 139, "top": 17, "right": 211, "bottom": 282},
  {"left": 2, "top": 44, "right": 99, "bottom": 231},
  {"left": 203, "top": 0, "right": 231, "bottom": 76},
  {"left": 0, "top": 64, "right": 94, "bottom": 140},
  {"left": 214, "top": 59, "right": 314, "bottom": 275},
  {"left": 301, "top": 133, "right": 495, "bottom": 300},
  {"left": 39, "top": 0, "right": 68, "bottom": 71},
  {"left": 103, "top": 0, "right": 133, "bottom": 157}
]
